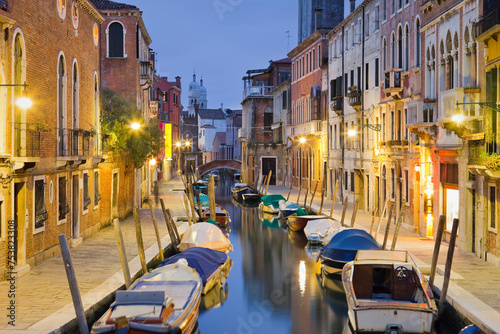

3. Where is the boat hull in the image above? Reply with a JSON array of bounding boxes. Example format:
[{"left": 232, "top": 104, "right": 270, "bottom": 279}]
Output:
[
  {"left": 203, "top": 205, "right": 230, "bottom": 228},
  {"left": 287, "top": 215, "right": 327, "bottom": 232}
]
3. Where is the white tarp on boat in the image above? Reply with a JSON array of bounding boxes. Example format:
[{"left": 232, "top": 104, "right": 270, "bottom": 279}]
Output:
[
  {"left": 304, "top": 219, "right": 343, "bottom": 244},
  {"left": 179, "top": 223, "right": 232, "bottom": 253}
]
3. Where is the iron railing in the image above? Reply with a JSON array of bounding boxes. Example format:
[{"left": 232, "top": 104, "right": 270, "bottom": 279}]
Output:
[
  {"left": 58, "top": 128, "right": 91, "bottom": 157},
  {"left": 475, "top": 9, "right": 499, "bottom": 38},
  {"left": 13, "top": 122, "right": 44, "bottom": 157}
]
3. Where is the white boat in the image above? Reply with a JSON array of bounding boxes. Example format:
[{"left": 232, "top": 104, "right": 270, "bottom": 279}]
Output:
[
  {"left": 179, "top": 222, "right": 233, "bottom": 253},
  {"left": 303, "top": 218, "right": 343, "bottom": 245},
  {"left": 92, "top": 260, "right": 202, "bottom": 334},
  {"left": 342, "top": 250, "right": 437, "bottom": 334}
]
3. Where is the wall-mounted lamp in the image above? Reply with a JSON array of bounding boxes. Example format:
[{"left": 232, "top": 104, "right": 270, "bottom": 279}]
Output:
[{"left": 0, "top": 82, "right": 32, "bottom": 109}]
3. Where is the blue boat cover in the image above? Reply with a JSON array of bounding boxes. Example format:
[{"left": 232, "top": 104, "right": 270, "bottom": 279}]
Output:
[
  {"left": 158, "top": 247, "right": 228, "bottom": 285},
  {"left": 323, "top": 229, "right": 380, "bottom": 263}
]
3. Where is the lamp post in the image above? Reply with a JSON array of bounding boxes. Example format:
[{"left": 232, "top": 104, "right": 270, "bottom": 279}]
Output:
[{"left": 0, "top": 82, "right": 32, "bottom": 108}]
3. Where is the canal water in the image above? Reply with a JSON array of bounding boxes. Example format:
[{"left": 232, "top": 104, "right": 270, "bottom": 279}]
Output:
[
  {"left": 197, "top": 180, "right": 350, "bottom": 334},
  {"left": 196, "top": 179, "right": 462, "bottom": 334}
]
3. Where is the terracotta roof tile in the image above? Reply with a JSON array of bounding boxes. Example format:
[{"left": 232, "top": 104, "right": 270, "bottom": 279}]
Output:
[{"left": 90, "top": 0, "right": 137, "bottom": 10}]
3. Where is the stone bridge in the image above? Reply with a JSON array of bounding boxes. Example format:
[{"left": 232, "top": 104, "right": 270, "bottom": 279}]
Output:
[{"left": 197, "top": 159, "right": 241, "bottom": 176}]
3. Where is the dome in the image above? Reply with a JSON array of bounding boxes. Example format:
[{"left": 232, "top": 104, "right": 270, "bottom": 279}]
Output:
[
  {"left": 189, "top": 74, "right": 200, "bottom": 91},
  {"left": 200, "top": 78, "right": 207, "bottom": 94}
]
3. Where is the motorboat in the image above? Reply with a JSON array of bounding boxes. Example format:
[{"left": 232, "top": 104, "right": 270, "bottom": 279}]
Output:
[
  {"left": 157, "top": 247, "right": 231, "bottom": 295},
  {"left": 259, "top": 194, "right": 286, "bottom": 214},
  {"left": 278, "top": 200, "right": 306, "bottom": 218},
  {"left": 202, "top": 204, "right": 230, "bottom": 228},
  {"left": 287, "top": 214, "right": 327, "bottom": 232},
  {"left": 91, "top": 260, "right": 202, "bottom": 334},
  {"left": 179, "top": 222, "right": 233, "bottom": 253},
  {"left": 304, "top": 218, "right": 343, "bottom": 245},
  {"left": 319, "top": 229, "right": 380, "bottom": 275},
  {"left": 231, "top": 183, "right": 259, "bottom": 200},
  {"left": 342, "top": 250, "right": 437, "bottom": 333}
]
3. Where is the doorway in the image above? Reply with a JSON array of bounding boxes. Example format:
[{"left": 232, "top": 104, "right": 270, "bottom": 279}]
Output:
[
  {"left": 72, "top": 175, "right": 79, "bottom": 239},
  {"left": 261, "top": 157, "right": 276, "bottom": 185},
  {"left": 14, "top": 182, "right": 26, "bottom": 266}
]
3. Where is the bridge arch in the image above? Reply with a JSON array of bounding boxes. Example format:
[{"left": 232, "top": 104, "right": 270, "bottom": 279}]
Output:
[{"left": 197, "top": 160, "right": 241, "bottom": 176}]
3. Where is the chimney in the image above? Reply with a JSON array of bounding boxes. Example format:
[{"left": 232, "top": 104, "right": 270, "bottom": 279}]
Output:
[
  {"left": 175, "top": 76, "right": 181, "bottom": 89},
  {"left": 314, "top": 9, "right": 323, "bottom": 31}
]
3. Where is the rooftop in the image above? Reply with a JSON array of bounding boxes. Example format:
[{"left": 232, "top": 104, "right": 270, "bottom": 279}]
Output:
[
  {"left": 198, "top": 108, "right": 226, "bottom": 120},
  {"left": 90, "top": 0, "right": 137, "bottom": 9}
]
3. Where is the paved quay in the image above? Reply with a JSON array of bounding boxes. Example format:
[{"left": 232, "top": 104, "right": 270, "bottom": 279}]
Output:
[
  {"left": 0, "top": 177, "right": 188, "bottom": 333},
  {"left": 266, "top": 184, "right": 500, "bottom": 334}
]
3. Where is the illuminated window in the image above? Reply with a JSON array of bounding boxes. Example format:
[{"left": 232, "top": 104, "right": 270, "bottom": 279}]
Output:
[
  {"left": 58, "top": 0, "right": 66, "bottom": 19},
  {"left": 72, "top": 2, "right": 78, "bottom": 29},
  {"left": 93, "top": 23, "right": 99, "bottom": 46}
]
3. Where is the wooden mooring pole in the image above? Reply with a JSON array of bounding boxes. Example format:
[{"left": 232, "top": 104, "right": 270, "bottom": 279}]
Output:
[
  {"left": 375, "top": 201, "right": 388, "bottom": 241},
  {"left": 382, "top": 203, "right": 394, "bottom": 250},
  {"left": 58, "top": 235, "right": 90, "bottom": 334},
  {"left": 340, "top": 196, "right": 349, "bottom": 227},
  {"left": 160, "top": 199, "right": 179, "bottom": 253},
  {"left": 369, "top": 207, "right": 379, "bottom": 236},
  {"left": 330, "top": 179, "right": 339, "bottom": 219},
  {"left": 147, "top": 200, "right": 164, "bottom": 262},
  {"left": 390, "top": 200, "right": 406, "bottom": 250},
  {"left": 429, "top": 215, "right": 447, "bottom": 287},
  {"left": 113, "top": 219, "right": 132, "bottom": 288},
  {"left": 318, "top": 181, "right": 325, "bottom": 214},
  {"left": 286, "top": 182, "right": 293, "bottom": 201},
  {"left": 350, "top": 199, "right": 359, "bottom": 228},
  {"left": 309, "top": 182, "right": 318, "bottom": 211},
  {"left": 265, "top": 170, "right": 272, "bottom": 195},
  {"left": 439, "top": 218, "right": 459, "bottom": 318}
]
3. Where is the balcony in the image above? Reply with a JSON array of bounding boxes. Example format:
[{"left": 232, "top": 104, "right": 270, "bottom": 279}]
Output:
[
  {"left": 12, "top": 123, "right": 44, "bottom": 170},
  {"left": 330, "top": 96, "right": 343, "bottom": 115},
  {"left": 475, "top": 8, "right": 500, "bottom": 41},
  {"left": 140, "top": 61, "right": 153, "bottom": 87},
  {"left": 384, "top": 69, "right": 403, "bottom": 99},
  {"left": 58, "top": 128, "right": 91, "bottom": 162},
  {"left": 347, "top": 88, "right": 362, "bottom": 111},
  {"left": 242, "top": 85, "right": 274, "bottom": 100},
  {"left": 406, "top": 98, "right": 439, "bottom": 141}
]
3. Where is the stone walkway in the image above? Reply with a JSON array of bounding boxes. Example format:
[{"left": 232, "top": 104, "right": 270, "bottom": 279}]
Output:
[
  {"left": 0, "top": 177, "right": 188, "bottom": 333},
  {"left": 266, "top": 185, "right": 500, "bottom": 333}
]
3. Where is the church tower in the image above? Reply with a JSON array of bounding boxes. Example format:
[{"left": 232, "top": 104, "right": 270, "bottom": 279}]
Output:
[
  {"left": 298, "top": 0, "right": 344, "bottom": 43},
  {"left": 187, "top": 73, "right": 208, "bottom": 116}
]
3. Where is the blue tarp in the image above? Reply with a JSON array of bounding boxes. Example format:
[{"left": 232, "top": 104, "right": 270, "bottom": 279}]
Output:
[
  {"left": 158, "top": 247, "right": 228, "bottom": 285},
  {"left": 323, "top": 229, "right": 380, "bottom": 263}
]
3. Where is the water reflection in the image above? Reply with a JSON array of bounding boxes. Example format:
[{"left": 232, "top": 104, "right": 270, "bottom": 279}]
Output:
[{"left": 198, "top": 180, "right": 350, "bottom": 333}]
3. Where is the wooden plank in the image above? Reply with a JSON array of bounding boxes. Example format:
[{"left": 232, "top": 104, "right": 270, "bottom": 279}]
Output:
[
  {"left": 330, "top": 179, "right": 339, "bottom": 219},
  {"left": 113, "top": 219, "right": 132, "bottom": 288},
  {"left": 390, "top": 200, "right": 406, "bottom": 251},
  {"left": 133, "top": 208, "right": 148, "bottom": 274},
  {"left": 147, "top": 200, "right": 164, "bottom": 262},
  {"left": 58, "top": 235, "right": 90, "bottom": 334}
]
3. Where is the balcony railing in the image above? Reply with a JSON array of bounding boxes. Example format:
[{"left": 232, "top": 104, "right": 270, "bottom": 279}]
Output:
[
  {"left": 347, "top": 90, "right": 362, "bottom": 110},
  {"left": 475, "top": 9, "right": 500, "bottom": 39},
  {"left": 242, "top": 86, "right": 274, "bottom": 99},
  {"left": 384, "top": 69, "right": 403, "bottom": 99},
  {"left": 58, "top": 128, "right": 91, "bottom": 157},
  {"left": 14, "top": 122, "right": 44, "bottom": 157},
  {"left": 140, "top": 61, "right": 153, "bottom": 86},
  {"left": 330, "top": 96, "right": 343, "bottom": 114}
]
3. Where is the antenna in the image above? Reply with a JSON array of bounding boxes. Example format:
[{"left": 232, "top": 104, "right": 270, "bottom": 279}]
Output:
[{"left": 286, "top": 30, "right": 290, "bottom": 53}]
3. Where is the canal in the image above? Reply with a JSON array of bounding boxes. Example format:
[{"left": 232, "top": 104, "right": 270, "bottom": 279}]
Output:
[
  {"left": 196, "top": 179, "right": 350, "bottom": 334},
  {"left": 196, "top": 179, "right": 462, "bottom": 334}
]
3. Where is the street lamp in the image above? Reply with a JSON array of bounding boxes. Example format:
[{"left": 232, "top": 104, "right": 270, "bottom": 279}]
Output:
[
  {"left": 0, "top": 82, "right": 32, "bottom": 109},
  {"left": 131, "top": 122, "right": 141, "bottom": 130}
]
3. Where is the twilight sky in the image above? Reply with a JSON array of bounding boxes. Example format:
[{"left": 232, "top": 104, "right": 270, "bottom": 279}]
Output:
[{"left": 123, "top": 0, "right": 298, "bottom": 110}]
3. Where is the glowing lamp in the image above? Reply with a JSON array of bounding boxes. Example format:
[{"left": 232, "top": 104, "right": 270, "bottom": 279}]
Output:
[{"left": 131, "top": 122, "right": 141, "bottom": 130}]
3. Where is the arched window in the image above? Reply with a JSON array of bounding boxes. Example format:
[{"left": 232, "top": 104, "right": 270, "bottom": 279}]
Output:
[
  {"left": 58, "top": 54, "right": 67, "bottom": 156},
  {"left": 93, "top": 72, "right": 99, "bottom": 154},
  {"left": 391, "top": 32, "right": 396, "bottom": 68},
  {"left": 397, "top": 26, "right": 403, "bottom": 69},
  {"left": 464, "top": 26, "right": 472, "bottom": 87},
  {"left": 72, "top": 62, "right": 79, "bottom": 130},
  {"left": 108, "top": 22, "right": 124, "bottom": 58},
  {"left": 404, "top": 24, "right": 409, "bottom": 71},
  {"left": 13, "top": 32, "right": 26, "bottom": 156},
  {"left": 383, "top": 37, "right": 387, "bottom": 71},
  {"left": 415, "top": 18, "right": 421, "bottom": 67},
  {"left": 446, "top": 31, "right": 454, "bottom": 89}
]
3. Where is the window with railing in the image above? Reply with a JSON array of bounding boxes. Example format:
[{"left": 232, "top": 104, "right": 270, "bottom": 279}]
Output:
[
  {"left": 34, "top": 178, "right": 48, "bottom": 230},
  {"left": 58, "top": 177, "right": 69, "bottom": 221},
  {"left": 83, "top": 172, "right": 91, "bottom": 211},
  {"left": 94, "top": 171, "right": 101, "bottom": 208}
]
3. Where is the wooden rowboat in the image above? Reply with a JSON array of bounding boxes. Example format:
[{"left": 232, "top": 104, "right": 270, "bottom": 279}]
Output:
[
  {"left": 287, "top": 215, "right": 327, "bottom": 232},
  {"left": 203, "top": 204, "right": 230, "bottom": 228}
]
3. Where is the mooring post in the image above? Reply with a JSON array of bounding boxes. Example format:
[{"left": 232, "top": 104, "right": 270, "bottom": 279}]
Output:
[
  {"left": 382, "top": 203, "right": 394, "bottom": 250},
  {"left": 330, "top": 179, "right": 339, "bottom": 219},
  {"left": 350, "top": 199, "right": 359, "bottom": 228},
  {"left": 133, "top": 208, "right": 147, "bottom": 275},
  {"left": 430, "top": 215, "right": 447, "bottom": 287},
  {"left": 286, "top": 182, "right": 293, "bottom": 201},
  {"left": 160, "top": 199, "right": 179, "bottom": 253},
  {"left": 375, "top": 201, "right": 388, "bottom": 241},
  {"left": 309, "top": 181, "right": 318, "bottom": 211},
  {"left": 439, "top": 218, "right": 459, "bottom": 318},
  {"left": 303, "top": 187, "right": 309, "bottom": 209},
  {"left": 208, "top": 175, "right": 216, "bottom": 221},
  {"left": 390, "top": 200, "right": 407, "bottom": 250},
  {"left": 265, "top": 170, "right": 272, "bottom": 195},
  {"left": 147, "top": 200, "right": 164, "bottom": 262},
  {"left": 58, "top": 234, "right": 90, "bottom": 334},
  {"left": 369, "top": 207, "right": 379, "bottom": 235},
  {"left": 113, "top": 219, "right": 132, "bottom": 288},
  {"left": 318, "top": 181, "right": 325, "bottom": 214},
  {"left": 340, "top": 196, "right": 349, "bottom": 227},
  {"left": 183, "top": 194, "right": 192, "bottom": 226}
]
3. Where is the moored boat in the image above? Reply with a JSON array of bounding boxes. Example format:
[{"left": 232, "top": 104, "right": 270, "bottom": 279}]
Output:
[
  {"left": 342, "top": 250, "right": 437, "bottom": 333},
  {"left": 304, "top": 218, "right": 343, "bottom": 245},
  {"left": 91, "top": 260, "right": 203, "bottom": 334},
  {"left": 179, "top": 222, "right": 233, "bottom": 253},
  {"left": 287, "top": 214, "right": 327, "bottom": 232},
  {"left": 202, "top": 204, "right": 230, "bottom": 228},
  {"left": 231, "top": 183, "right": 259, "bottom": 200},
  {"left": 157, "top": 247, "right": 231, "bottom": 295},
  {"left": 259, "top": 194, "right": 286, "bottom": 214},
  {"left": 278, "top": 200, "right": 306, "bottom": 218},
  {"left": 319, "top": 228, "right": 380, "bottom": 275}
]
